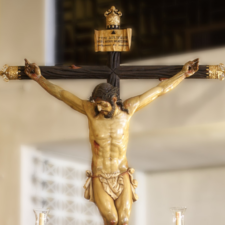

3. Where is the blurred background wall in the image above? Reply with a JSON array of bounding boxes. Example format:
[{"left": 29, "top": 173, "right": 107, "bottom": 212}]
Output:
[
  {"left": 0, "top": 0, "right": 45, "bottom": 225},
  {"left": 1, "top": 1, "right": 225, "bottom": 225}
]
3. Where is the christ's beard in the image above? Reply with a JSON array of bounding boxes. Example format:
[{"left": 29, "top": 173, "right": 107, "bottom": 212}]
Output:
[
  {"left": 94, "top": 102, "right": 116, "bottom": 119},
  {"left": 104, "top": 102, "right": 115, "bottom": 118}
]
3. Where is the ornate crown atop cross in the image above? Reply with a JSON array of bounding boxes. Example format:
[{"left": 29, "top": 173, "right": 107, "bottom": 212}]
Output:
[{"left": 104, "top": 6, "right": 122, "bottom": 29}]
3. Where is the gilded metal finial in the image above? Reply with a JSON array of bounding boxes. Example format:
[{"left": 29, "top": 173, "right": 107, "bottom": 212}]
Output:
[
  {"left": 206, "top": 63, "right": 225, "bottom": 81},
  {"left": 104, "top": 6, "right": 122, "bottom": 29},
  {"left": 0, "top": 64, "right": 20, "bottom": 82}
]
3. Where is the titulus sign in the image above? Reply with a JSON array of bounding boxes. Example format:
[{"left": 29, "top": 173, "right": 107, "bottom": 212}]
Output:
[{"left": 94, "top": 28, "right": 132, "bottom": 52}]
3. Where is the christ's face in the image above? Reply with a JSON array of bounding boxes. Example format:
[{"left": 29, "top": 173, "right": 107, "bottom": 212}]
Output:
[
  {"left": 94, "top": 97, "right": 116, "bottom": 118},
  {"left": 95, "top": 98, "right": 112, "bottom": 115}
]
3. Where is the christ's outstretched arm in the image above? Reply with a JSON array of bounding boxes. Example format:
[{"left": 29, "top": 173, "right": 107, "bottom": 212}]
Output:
[
  {"left": 124, "top": 58, "right": 199, "bottom": 114},
  {"left": 24, "top": 59, "right": 86, "bottom": 115}
]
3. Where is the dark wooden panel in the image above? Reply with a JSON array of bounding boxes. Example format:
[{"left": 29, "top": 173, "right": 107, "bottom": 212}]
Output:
[
  {"left": 115, "top": 65, "right": 207, "bottom": 79},
  {"left": 18, "top": 65, "right": 207, "bottom": 80}
]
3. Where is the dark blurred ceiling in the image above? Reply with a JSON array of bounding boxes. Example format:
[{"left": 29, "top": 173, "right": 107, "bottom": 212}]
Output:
[{"left": 55, "top": 0, "right": 225, "bottom": 65}]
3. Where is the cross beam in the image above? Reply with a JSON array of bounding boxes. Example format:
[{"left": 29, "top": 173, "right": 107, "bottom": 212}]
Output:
[
  {"left": 16, "top": 64, "right": 208, "bottom": 80},
  {"left": 0, "top": 50, "right": 221, "bottom": 82}
]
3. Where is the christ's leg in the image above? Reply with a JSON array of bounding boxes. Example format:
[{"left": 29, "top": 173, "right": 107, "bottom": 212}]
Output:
[
  {"left": 93, "top": 178, "right": 118, "bottom": 225},
  {"left": 115, "top": 173, "right": 133, "bottom": 225}
]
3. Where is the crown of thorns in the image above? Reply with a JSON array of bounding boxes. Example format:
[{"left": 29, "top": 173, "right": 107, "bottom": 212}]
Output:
[{"left": 90, "top": 83, "right": 119, "bottom": 102}]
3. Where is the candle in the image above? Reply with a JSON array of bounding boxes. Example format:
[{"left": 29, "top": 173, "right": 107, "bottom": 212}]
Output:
[
  {"left": 176, "top": 211, "right": 181, "bottom": 225},
  {"left": 39, "top": 213, "right": 45, "bottom": 225}
]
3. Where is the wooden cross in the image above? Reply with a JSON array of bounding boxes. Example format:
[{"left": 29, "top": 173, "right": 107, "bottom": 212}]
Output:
[{"left": 0, "top": 6, "right": 224, "bottom": 87}]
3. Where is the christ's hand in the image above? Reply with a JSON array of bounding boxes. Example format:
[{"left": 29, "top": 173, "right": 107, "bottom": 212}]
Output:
[
  {"left": 182, "top": 58, "right": 199, "bottom": 77},
  {"left": 24, "top": 58, "right": 42, "bottom": 81}
]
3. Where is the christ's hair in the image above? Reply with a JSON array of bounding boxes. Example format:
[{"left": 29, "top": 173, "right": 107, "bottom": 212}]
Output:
[{"left": 89, "top": 83, "right": 129, "bottom": 115}]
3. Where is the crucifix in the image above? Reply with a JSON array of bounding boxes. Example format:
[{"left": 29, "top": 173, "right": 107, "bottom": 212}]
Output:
[{"left": 1, "top": 5, "right": 224, "bottom": 225}]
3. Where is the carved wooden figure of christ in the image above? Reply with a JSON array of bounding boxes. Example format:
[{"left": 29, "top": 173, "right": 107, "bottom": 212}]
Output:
[{"left": 24, "top": 58, "right": 199, "bottom": 225}]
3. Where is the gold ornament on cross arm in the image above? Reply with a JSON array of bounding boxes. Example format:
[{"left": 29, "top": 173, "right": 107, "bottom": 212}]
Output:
[
  {"left": 104, "top": 6, "right": 122, "bottom": 29},
  {"left": 0, "top": 64, "right": 21, "bottom": 82},
  {"left": 206, "top": 63, "right": 225, "bottom": 81}
]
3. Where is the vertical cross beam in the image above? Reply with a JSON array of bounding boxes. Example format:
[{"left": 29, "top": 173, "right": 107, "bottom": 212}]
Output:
[
  {"left": 105, "top": 6, "right": 123, "bottom": 98},
  {"left": 107, "top": 52, "right": 121, "bottom": 97}
]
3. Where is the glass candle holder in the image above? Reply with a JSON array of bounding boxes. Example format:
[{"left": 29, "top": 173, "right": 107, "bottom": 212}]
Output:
[
  {"left": 33, "top": 209, "right": 49, "bottom": 225},
  {"left": 171, "top": 207, "right": 187, "bottom": 225}
]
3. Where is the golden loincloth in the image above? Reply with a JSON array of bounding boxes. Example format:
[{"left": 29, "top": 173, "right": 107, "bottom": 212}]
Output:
[{"left": 83, "top": 168, "right": 138, "bottom": 202}]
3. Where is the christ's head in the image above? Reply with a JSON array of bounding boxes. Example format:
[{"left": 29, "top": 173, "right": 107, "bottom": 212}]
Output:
[{"left": 90, "top": 83, "right": 128, "bottom": 118}]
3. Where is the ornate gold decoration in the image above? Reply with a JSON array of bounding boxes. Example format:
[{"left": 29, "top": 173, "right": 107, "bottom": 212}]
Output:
[
  {"left": 0, "top": 64, "right": 20, "bottom": 82},
  {"left": 104, "top": 6, "right": 122, "bottom": 29},
  {"left": 206, "top": 63, "right": 225, "bottom": 81}
]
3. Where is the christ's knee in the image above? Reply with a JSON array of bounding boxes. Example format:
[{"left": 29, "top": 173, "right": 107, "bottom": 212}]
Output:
[
  {"left": 105, "top": 215, "right": 118, "bottom": 225},
  {"left": 110, "top": 219, "right": 118, "bottom": 225},
  {"left": 118, "top": 216, "right": 129, "bottom": 225}
]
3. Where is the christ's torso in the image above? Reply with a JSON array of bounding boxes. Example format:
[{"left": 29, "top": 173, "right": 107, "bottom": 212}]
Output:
[{"left": 84, "top": 101, "right": 131, "bottom": 175}]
